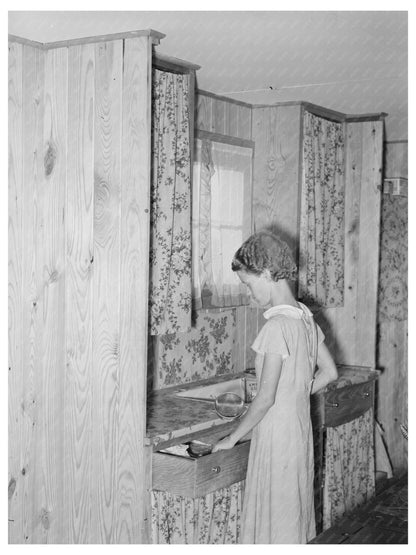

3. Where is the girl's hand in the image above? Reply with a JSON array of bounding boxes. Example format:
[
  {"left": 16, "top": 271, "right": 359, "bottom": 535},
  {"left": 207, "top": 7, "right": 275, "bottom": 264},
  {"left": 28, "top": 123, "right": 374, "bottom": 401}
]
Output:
[{"left": 212, "top": 435, "right": 237, "bottom": 452}]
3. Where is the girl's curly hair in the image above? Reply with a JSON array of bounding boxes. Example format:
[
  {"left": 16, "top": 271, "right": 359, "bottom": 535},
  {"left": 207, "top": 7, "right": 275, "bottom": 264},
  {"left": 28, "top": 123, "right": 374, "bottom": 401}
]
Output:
[{"left": 231, "top": 231, "right": 297, "bottom": 282}]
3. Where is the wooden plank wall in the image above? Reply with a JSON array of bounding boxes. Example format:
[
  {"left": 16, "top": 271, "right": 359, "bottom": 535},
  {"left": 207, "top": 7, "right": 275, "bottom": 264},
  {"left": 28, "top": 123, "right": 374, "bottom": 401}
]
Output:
[
  {"left": 376, "top": 140, "right": 408, "bottom": 474},
  {"left": 8, "top": 36, "right": 152, "bottom": 544},
  {"left": 249, "top": 105, "right": 303, "bottom": 367},
  {"left": 195, "top": 90, "right": 251, "bottom": 139},
  {"left": 195, "top": 90, "right": 255, "bottom": 373},
  {"left": 314, "top": 120, "right": 384, "bottom": 369}
]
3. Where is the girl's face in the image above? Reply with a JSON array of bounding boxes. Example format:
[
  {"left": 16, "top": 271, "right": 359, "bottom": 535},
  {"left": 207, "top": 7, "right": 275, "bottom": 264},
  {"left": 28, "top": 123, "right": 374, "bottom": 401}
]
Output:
[{"left": 237, "top": 269, "right": 272, "bottom": 307}]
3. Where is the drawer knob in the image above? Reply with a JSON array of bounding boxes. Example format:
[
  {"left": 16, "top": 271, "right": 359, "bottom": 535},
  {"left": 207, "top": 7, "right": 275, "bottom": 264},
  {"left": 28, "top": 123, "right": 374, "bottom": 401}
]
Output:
[
  {"left": 361, "top": 392, "right": 370, "bottom": 398},
  {"left": 211, "top": 465, "right": 221, "bottom": 474},
  {"left": 327, "top": 402, "right": 339, "bottom": 408}
]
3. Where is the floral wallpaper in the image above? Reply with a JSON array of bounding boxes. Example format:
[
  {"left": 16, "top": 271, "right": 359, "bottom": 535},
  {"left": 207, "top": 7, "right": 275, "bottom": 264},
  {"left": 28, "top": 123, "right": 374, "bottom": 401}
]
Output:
[
  {"left": 298, "top": 111, "right": 345, "bottom": 308},
  {"left": 323, "top": 409, "right": 375, "bottom": 530},
  {"left": 378, "top": 193, "right": 408, "bottom": 322},
  {"left": 149, "top": 69, "right": 192, "bottom": 336},
  {"left": 152, "top": 309, "right": 236, "bottom": 389},
  {"left": 151, "top": 480, "right": 244, "bottom": 544}
]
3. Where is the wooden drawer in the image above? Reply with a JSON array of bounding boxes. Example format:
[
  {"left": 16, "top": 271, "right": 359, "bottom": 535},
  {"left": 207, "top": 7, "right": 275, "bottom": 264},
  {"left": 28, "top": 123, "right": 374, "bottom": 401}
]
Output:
[
  {"left": 152, "top": 441, "right": 250, "bottom": 498},
  {"left": 324, "top": 380, "right": 375, "bottom": 428}
]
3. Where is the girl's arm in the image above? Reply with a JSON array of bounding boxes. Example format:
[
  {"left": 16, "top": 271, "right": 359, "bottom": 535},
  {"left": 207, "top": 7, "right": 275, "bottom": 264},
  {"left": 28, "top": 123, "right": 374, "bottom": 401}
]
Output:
[
  {"left": 310, "top": 341, "right": 338, "bottom": 394},
  {"left": 212, "top": 352, "right": 283, "bottom": 452}
]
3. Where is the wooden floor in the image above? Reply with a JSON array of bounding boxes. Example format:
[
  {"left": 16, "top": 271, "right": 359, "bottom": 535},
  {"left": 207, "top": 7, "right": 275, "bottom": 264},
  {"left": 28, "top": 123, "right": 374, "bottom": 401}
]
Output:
[{"left": 310, "top": 474, "right": 408, "bottom": 544}]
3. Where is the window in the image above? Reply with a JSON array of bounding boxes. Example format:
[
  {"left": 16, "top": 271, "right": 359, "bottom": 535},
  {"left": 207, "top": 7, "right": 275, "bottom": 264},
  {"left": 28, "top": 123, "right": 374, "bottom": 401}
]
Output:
[{"left": 192, "top": 134, "right": 253, "bottom": 308}]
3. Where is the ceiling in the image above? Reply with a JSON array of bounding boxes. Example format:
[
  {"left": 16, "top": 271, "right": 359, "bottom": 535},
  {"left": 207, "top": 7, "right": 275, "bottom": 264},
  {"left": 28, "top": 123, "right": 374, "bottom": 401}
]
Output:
[{"left": 8, "top": 10, "right": 408, "bottom": 140}]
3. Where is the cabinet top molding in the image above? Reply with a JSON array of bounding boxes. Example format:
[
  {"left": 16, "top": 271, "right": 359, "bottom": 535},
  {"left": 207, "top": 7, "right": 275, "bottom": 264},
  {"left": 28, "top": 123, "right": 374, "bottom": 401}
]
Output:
[
  {"left": 8, "top": 28, "right": 165, "bottom": 50},
  {"left": 251, "top": 100, "right": 388, "bottom": 122}
]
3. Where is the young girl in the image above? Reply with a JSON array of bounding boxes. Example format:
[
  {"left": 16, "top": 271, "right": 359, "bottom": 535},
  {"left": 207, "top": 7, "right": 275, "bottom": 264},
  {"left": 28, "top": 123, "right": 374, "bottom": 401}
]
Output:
[{"left": 212, "top": 231, "right": 338, "bottom": 544}]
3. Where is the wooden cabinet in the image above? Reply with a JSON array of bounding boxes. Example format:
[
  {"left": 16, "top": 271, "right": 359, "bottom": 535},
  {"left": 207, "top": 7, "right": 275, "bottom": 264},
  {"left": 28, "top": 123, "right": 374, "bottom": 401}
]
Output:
[
  {"left": 152, "top": 441, "right": 250, "bottom": 498},
  {"left": 8, "top": 30, "right": 161, "bottom": 544},
  {"left": 149, "top": 367, "right": 378, "bottom": 541}
]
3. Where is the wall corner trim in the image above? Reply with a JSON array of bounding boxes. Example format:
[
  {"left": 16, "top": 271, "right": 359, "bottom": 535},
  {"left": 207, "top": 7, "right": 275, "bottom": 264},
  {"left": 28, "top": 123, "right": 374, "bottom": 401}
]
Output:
[{"left": 8, "top": 29, "right": 165, "bottom": 50}]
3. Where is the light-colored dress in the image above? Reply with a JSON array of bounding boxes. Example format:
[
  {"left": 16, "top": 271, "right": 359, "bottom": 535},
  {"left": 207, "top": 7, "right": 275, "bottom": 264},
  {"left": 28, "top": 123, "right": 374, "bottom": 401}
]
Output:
[{"left": 241, "top": 303, "right": 324, "bottom": 544}]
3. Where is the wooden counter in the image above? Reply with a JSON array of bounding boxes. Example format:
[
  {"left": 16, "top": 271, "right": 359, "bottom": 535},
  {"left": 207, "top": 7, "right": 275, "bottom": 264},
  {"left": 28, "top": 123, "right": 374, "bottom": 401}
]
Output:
[
  {"left": 146, "top": 366, "right": 379, "bottom": 450},
  {"left": 146, "top": 372, "right": 249, "bottom": 450}
]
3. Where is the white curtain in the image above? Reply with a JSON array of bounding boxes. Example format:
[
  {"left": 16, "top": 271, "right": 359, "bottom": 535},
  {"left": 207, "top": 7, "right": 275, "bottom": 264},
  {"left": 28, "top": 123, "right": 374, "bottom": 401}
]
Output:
[{"left": 193, "top": 138, "right": 252, "bottom": 308}]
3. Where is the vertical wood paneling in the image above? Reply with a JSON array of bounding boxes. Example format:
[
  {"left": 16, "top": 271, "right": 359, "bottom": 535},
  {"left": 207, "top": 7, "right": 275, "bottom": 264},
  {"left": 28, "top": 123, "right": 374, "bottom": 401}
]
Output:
[
  {"left": 213, "top": 98, "right": 226, "bottom": 134},
  {"left": 10, "top": 35, "right": 153, "bottom": 544},
  {"left": 225, "top": 101, "right": 238, "bottom": 136},
  {"left": 20, "top": 44, "right": 46, "bottom": 545},
  {"left": 8, "top": 40, "right": 23, "bottom": 544},
  {"left": 196, "top": 91, "right": 252, "bottom": 140},
  {"left": 384, "top": 141, "right": 408, "bottom": 178},
  {"left": 247, "top": 104, "right": 302, "bottom": 367},
  {"left": 118, "top": 36, "right": 151, "bottom": 543},
  {"left": 376, "top": 140, "right": 408, "bottom": 474},
  {"left": 338, "top": 123, "right": 363, "bottom": 364},
  {"left": 355, "top": 121, "right": 383, "bottom": 367},
  {"left": 65, "top": 43, "right": 95, "bottom": 543},
  {"left": 34, "top": 46, "right": 68, "bottom": 543},
  {"left": 251, "top": 105, "right": 301, "bottom": 256},
  {"left": 195, "top": 93, "right": 212, "bottom": 131},
  {"left": 377, "top": 320, "right": 408, "bottom": 472},
  {"left": 142, "top": 445, "right": 153, "bottom": 543},
  {"left": 237, "top": 104, "right": 252, "bottom": 139},
  {"left": 318, "top": 123, "right": 363, "bottom": 364},
  {"left": 92, "top": 39, "right": 123, "bottom": 543}
]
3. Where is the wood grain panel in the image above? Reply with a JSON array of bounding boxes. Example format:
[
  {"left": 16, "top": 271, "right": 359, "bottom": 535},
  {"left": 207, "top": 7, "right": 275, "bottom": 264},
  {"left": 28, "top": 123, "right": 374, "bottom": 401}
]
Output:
[
  {"left": 117, "top": 36, "right": 151, "bottom": 544},
  {"left": 248, "top": 104, "right": 302, "bottom": 369},
  {"left": 384, "top": 141, "right": 408, "bottom": 179},
  {"left": 335, "top": 123, "right": 363, "bottom": 365},
  {"left": 355, "top": 121, "right": 383, "bottom": 368},
  {"left": 225, "top": 101, "right": 239, "bottom": 137},
  {"left": 9, "top": 34, "right": 154, "bottom": 544},
  {"left": 65, "top": 43, "right": 95, "bottom": 544},
  {"left": 20, "top": 44, "right": 46, "bottom": 545},
  {"left": 251, "top": 105, "right": 301, "bottom": 257},
  {"left": 376, "top": 139, "right": 407, "bottom": 474},
  {"left": 142, "top": 446, "right": 153, "bottom": 543},
  {"left": 92, "top": 39, "right": 123, "bottom": 543},
  {"left": 34, "top": 46, "right": 68, "bottom": 543},
  {"left": 213, "top": 97, "right": 226, "bottom": 135},
  {"left": 8, "top": 40, "right": 23, "bottom": 544},
  {"left": 196, "top": 91, "right": 252, "bottom": 140},
  {"left": 236, "top": 104, "right": 251, "bottom": 139},
  {"left": 377, "top": 320, "right": 408, "bottom": 473},
  {"left": 195, "top": 93, "right": 212, "bottom": 131}
]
